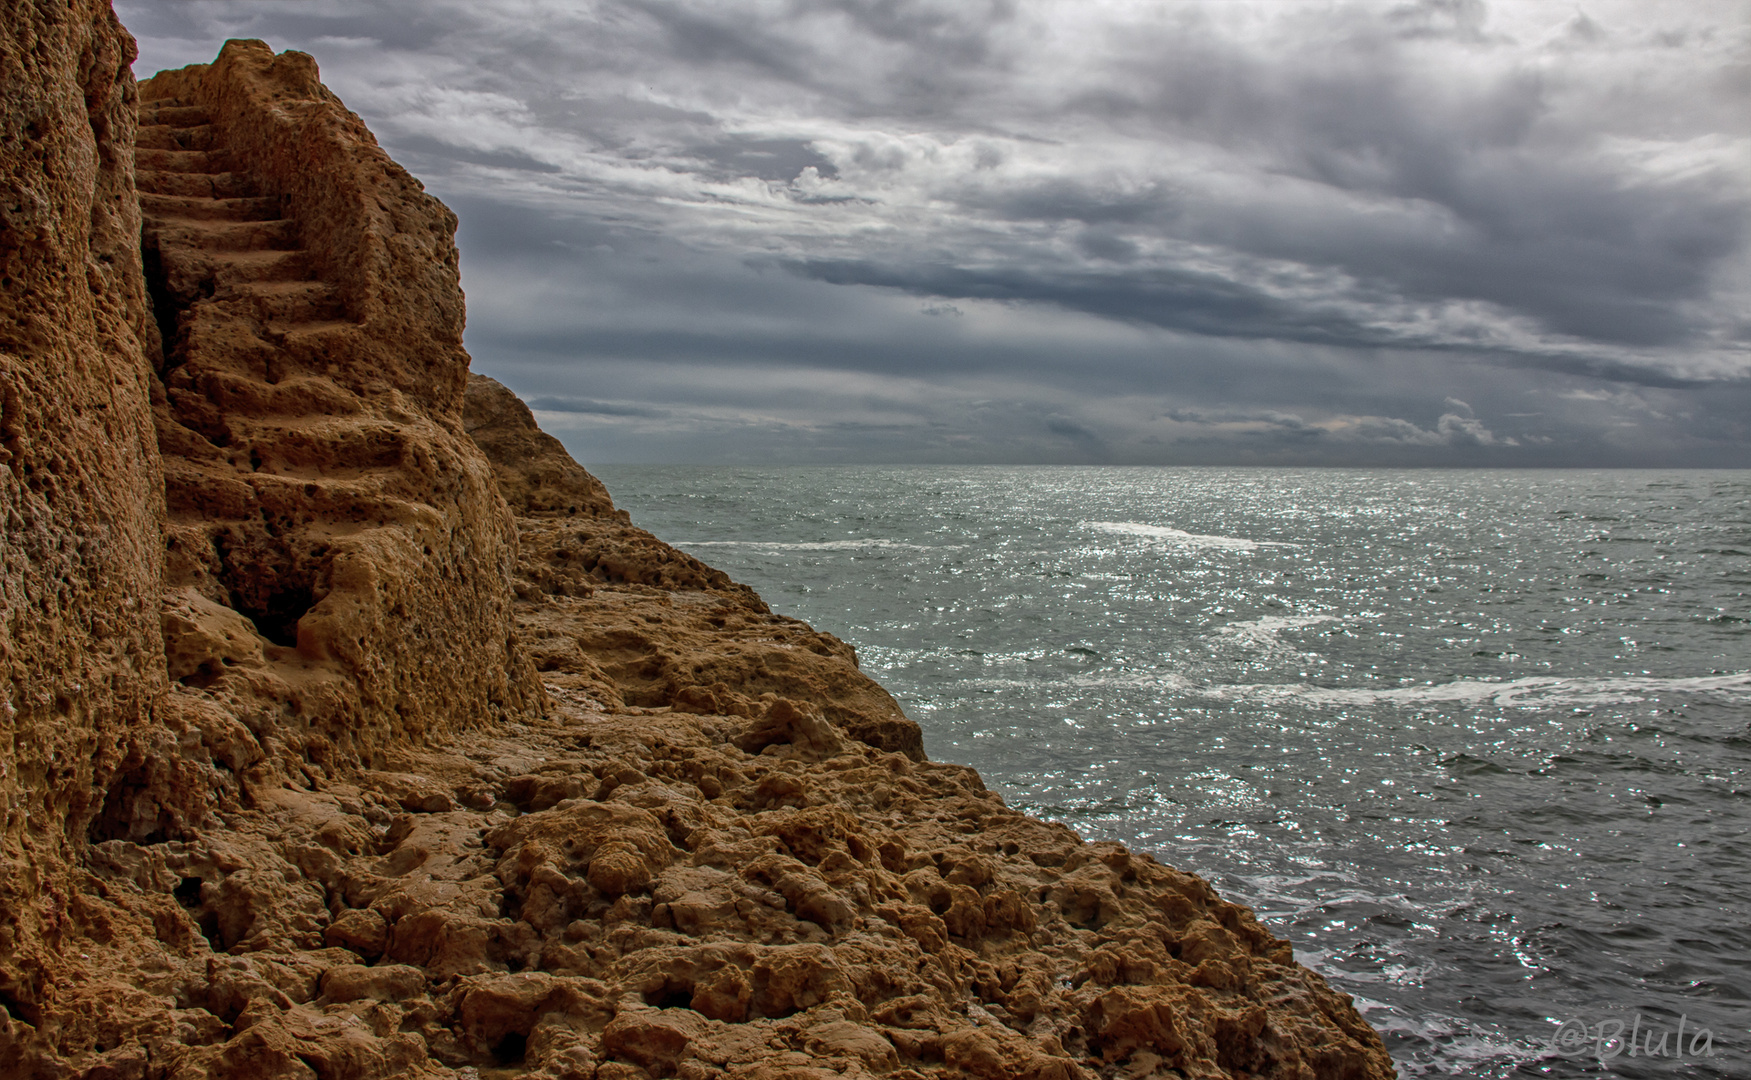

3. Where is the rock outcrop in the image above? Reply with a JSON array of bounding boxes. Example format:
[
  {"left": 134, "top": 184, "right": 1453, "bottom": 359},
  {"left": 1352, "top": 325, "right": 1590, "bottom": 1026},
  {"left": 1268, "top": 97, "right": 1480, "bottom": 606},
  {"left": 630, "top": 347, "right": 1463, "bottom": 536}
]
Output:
[
  {"left": 1, "top": 16, "right": 1396, "bottom": 1080},
  {"left": 465, "top": 376, "right": 926, "bottom": 763}
]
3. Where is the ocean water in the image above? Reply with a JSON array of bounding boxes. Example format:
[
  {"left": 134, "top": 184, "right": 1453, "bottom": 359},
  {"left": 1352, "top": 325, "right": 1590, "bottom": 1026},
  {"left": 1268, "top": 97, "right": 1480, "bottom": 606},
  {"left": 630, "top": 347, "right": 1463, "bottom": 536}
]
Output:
[{"left": 593, "top": 466, "right": 1751, "bottom": 1078}]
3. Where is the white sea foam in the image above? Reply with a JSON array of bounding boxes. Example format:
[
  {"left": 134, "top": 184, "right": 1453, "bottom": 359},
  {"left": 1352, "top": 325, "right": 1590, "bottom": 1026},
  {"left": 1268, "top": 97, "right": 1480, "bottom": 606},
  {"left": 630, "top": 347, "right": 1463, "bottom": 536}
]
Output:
[
  {"left": 1194, "top": 671, "right": 1751, "bottom": 709},
  {"left": 676, "top": 539, "right": 942, "bottom": 552},
  {"left": 960, "top": 668, "right": 1751, "bottom": 712},
  {"left": 1214, "top": 614, "right": 1341, "bottom": 653},
  {"left": 1085, "top": 520, "right": 1298, "bottom": 550}
]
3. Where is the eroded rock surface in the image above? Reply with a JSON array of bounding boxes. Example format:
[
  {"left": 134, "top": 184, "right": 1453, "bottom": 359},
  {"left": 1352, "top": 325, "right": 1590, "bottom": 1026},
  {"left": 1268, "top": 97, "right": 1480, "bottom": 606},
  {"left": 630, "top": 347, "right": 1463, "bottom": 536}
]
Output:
[
  {"left": 45, "top": 697, "right": 1390, "bottom": 1080},
  {"left": 1, "top": 0, "right": 166, "bottom": 1051},
  {"left": 0, "top": 24, "right": 1395, "bottom": 1080}
]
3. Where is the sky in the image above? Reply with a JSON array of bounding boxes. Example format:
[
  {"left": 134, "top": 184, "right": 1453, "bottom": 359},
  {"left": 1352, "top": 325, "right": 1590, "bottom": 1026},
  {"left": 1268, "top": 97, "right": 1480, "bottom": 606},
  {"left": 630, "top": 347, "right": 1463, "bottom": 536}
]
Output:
[{"left": 117, "top": 0, "right": 1751, "bottom": 466}]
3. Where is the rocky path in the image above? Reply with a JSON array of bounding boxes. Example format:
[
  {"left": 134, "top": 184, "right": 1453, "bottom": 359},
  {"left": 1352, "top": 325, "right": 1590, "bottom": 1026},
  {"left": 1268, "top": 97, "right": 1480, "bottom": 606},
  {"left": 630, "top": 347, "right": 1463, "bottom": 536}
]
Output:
[{"left": 82, "top": 637, "right": 1395, "bottom": 1080}]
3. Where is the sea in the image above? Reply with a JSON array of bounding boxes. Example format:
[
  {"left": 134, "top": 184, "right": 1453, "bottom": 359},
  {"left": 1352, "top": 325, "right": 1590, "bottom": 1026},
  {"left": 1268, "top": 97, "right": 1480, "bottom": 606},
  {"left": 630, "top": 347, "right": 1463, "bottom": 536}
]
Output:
[{"left": 593, "top": 465, "right": 1751, "bottom": 1079}]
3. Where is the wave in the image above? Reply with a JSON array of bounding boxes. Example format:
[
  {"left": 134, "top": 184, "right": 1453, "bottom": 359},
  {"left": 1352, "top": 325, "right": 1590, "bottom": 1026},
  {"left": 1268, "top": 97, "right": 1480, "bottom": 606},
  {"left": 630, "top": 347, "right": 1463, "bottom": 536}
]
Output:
[
  {"left": 1214, "top": 614, "right": 1341, "bottom": 653},
  {"left": 676, "top": 539, "right": 944, "bottom": 552},
  {"left": 1194, "top": 671, "right": 1751, "bottom": 708},
  {"left": 919, "top": 665, "right": 1751, "bottom": 712},
  {"left": 1085, "top": 520, "right": 1298, "bottom": 550}
]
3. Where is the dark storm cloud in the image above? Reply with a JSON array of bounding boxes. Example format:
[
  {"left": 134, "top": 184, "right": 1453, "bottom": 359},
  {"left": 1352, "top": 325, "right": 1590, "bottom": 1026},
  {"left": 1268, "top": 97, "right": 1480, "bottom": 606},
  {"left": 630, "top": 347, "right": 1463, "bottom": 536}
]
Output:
[
  {"left": 789, "top": 257, "right": 1385, "bottom": 347},
  {"left": 115, "top": 0, "right": 1751, "bottom": 465},
  {"left": 1164, "top": 410, "right": 1317, "bottom": 432},
  {"left": 392, "top": 134, "right": 561, "bottom": 174},
  {"left": 960, "top": 144, "right": 1742, "bottom": 349},
  {"left": 769, "top": 5, "right": 1746, "bottom": 357},
  {"left": 622, "top": 1, "right": 812, "bottom": 84},
  {"left": 525, "top": 397, "right": 669, "bottom": 418}
]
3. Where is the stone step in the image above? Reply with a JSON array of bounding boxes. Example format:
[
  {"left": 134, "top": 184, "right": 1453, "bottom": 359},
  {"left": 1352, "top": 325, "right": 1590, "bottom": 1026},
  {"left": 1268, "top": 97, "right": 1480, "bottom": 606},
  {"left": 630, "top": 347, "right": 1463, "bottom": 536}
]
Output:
[
  {"left": 136, "top": 147, "right": 228, "bottom": 174},
  {"left": 268, "top": 318, "right": 357, "bottom": 340},
  {"left": 140, "top": 193, "right": 282, "bottom": 223},
  {"left": 232, "top": 281, "right": 347, "bottom": 323},
  {"left": 267, "top": 320, "right": 357, "bottom": 341},
  {"left": 136, "top": 123, "right": 218, "bottom": 152},
  {"left": 137, "top": 169, "right": 257, "bottom": 199},
  {"left": 140, "top": 104, "right": 210, "bottom": 127},
  {"left": 205, "top": 249, "right": 315, "bottom": 284},
  {"left": 148, "top": 217, "right": 300, "bottom": 253},
  {"left": 133, "top": 102, "right": 355, "bottom": 341}
]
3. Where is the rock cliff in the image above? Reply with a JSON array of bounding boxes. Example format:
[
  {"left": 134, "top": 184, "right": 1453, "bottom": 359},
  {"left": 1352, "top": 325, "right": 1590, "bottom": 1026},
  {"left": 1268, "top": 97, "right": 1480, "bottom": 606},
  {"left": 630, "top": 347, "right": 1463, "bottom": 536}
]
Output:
[
  {"left": 2, "top": 0, "right": 167, "bottom": 1046},
  {"left": 1, "top": 13, "right": 1396, "bottom": 1080}
]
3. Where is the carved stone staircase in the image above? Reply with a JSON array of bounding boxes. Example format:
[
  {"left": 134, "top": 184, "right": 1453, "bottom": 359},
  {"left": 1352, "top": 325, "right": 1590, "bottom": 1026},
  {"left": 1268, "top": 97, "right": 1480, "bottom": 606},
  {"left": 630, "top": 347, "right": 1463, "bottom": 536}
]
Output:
[
  {"left": 136, "top": 97, "right": 351, "bottom": 346},
  {"left": 128, "top": 53, "right": 537, "bottom": 759},
  {"left": 135, "top": 96, "right": 367, "bottom": 651}
]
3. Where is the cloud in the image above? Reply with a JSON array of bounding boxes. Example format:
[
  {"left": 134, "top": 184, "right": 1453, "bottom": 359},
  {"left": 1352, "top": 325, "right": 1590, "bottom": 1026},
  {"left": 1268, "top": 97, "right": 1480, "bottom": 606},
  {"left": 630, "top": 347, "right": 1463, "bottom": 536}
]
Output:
[
  {"left": 1160, "top": 405, "right": 1515, "bottom": 449},
  {"left": 526, "top": 396, "right": 669, "bottom": 418},
  {"left": 1361, "top": 412, "right": 1512, "bottom": 447},
  {"left": 114, "top": 0, "right": 1751, "bottom": 465},
  {"left": 1163, "top": 410, "right": 1316, "bottom": 430}
]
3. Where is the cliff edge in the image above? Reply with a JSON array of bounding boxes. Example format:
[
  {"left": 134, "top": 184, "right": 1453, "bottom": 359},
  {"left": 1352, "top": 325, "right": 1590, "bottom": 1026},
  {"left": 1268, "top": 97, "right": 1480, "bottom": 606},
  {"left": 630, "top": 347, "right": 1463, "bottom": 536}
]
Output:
[{"left": 1, "top": 15, "right": 1395, "bottom": 1080}]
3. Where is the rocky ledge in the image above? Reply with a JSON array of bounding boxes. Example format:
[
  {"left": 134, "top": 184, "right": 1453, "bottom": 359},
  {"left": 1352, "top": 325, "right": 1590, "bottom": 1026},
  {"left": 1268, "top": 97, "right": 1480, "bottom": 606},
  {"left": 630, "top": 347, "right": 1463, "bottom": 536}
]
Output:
[{"left": 1, "top": 7, "right": 1394, "bottom": 1079}]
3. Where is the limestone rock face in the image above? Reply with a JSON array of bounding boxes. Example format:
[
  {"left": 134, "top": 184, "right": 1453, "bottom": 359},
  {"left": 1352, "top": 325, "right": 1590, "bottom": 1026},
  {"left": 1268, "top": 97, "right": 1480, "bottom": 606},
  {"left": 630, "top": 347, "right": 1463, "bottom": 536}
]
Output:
[
  {"left": 0, "top": 23, "right": 1395, "bottom": 1080},
  {"left": 0, "top": 0, "right": 166, "bottom": 1047}
]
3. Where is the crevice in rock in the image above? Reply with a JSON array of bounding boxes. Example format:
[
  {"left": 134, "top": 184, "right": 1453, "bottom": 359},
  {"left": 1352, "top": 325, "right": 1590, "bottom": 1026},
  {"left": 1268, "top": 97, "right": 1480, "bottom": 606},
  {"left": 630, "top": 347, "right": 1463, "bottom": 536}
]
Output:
[
  {"left": 645, "top": 979, "right": 696, "bottom": 1010},
  {"left": 172, "top": 876, "right": 223, "bottom": 951},
  {"left": 87, "top": 760, "right": 183, "bottom": 845},
  {"left": 1, "top": 371, "right": 25, "bottom": 482},
  {"left": 231, "top": 578, "right": 312, "bottom": 648},
  {"left": 0, "top": 985, "right": 41, "bottom": 1028},
  {"left": 140, "top": 236, "right": 182, "bottom": 374},
  {"left": 491, "top": 1032, "right": 528, "bottom": 1066}
]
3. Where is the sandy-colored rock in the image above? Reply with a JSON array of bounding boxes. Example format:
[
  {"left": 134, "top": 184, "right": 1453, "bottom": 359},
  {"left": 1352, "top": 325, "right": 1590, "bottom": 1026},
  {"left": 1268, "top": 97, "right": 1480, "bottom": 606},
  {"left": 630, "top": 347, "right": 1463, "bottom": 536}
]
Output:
[
  {"left": 323, "top": 909, "right": 388, "bottom": 958},
  {"left": 48, "top": 696, "right": 1373, "bottom": 1079},
  {"left": 1, "top": 0, "right": 167, "bottom": 1066},
  {"left": 318, "top": 964, "right": 423, "bottom": 1004},
  {"left": 462, "top": 374, "right": 620, "bottom": 521},
  {"left": 0, "top": 24, "right": 1394, "bottom": 1080}
]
